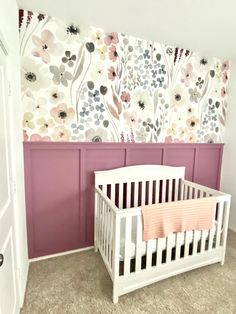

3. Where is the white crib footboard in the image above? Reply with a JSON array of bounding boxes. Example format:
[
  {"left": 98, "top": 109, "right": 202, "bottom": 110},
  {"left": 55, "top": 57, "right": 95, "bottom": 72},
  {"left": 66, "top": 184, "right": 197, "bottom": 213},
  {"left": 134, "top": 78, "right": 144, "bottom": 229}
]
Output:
[{"left": 94, "top": 168, "right": 231, "bottom": 303}]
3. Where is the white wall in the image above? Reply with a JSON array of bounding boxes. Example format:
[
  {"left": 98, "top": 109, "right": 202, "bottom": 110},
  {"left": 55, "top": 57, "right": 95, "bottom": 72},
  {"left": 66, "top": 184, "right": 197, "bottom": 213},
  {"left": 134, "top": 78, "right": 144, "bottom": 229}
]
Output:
[
  {"left": 221, "top": 63, "right": 236, "bottom": 231},
  {"left": 0, "top": 0, "right": 29, "bottom": 306}
]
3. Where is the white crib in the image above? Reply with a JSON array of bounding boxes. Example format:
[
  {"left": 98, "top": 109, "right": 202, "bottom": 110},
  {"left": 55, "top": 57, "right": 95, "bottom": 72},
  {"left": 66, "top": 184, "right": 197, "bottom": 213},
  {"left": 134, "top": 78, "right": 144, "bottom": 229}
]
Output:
[{"left": 94, "top": 165, "right": 231, "bottom": 303}]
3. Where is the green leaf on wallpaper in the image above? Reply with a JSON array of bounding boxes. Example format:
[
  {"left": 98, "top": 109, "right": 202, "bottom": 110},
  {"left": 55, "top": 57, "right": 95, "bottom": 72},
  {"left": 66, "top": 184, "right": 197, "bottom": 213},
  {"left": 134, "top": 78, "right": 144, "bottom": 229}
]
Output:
[
  {"left": 156, "top": 118, "right": 159, "bottom": 127},
  {"left": 215, "top": 101, "right": 220, "bottom": 109},
  {"left": 73, "top": 49, "right": 85, "bottom": 81},
  {"left": 153, "top": 90, "right": 158, "bottom": 113},
  {"left": 157, "top": 128, "right": 161, "bottom": 136},
  {"left": 103, "top": 120, "right": 109, "bottom": 128},
  {"left": 223, "top": 107, "right": 226, "bottom": 118}
]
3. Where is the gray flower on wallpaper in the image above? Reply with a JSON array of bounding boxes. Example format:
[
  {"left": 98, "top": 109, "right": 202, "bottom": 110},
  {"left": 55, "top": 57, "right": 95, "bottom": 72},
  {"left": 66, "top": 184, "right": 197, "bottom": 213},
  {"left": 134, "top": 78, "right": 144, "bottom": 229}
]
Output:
[
  {"left": 95, "top": 103, "right": 105, "bottom": 112},
  {"left": 196, "top": 77, "right": 204, "bottom": 89},
  {"left": 49, "top": 65, "right": 73, "bottom": 86},
  {"left": 80, "top": 107, "right": 89, "bottom": 117},
  {"left": 158, "top": 64, "right": 166, "bottom": 75},
  {"left": 166, "top": 47, "right": 173, "bottom": 55},
  {"left": 94, "top": 113, "right": 104, "bottom": 125},
  {"left": 189, "top": 87, "right": 201, "bottom": 103},
  {"left": 88, "top": 90, "right": 100, "bottom": 102},
  {"left": 62, "top": 51, "right": 76, "bottom": 67}
]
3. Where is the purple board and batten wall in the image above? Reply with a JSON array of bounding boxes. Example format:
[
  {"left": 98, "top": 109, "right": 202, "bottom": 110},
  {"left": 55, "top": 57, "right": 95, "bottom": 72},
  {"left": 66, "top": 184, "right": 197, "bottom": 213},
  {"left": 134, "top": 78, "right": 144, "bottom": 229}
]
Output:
[{"left": 23, "top": 142, "right": 224, "bottom": 258}]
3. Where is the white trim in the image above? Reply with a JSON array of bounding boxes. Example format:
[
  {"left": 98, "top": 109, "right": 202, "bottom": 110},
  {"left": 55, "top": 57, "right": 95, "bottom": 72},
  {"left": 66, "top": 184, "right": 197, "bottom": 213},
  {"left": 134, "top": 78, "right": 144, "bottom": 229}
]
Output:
[
  {"left": 30, "top": 246, "right": 94, "bottom": 262},
  {"left": 229, "top": 226, "right": 236, "bottom": 232},
  {"left": 19, "top": 263, "right": 29, "bottom": 308}
]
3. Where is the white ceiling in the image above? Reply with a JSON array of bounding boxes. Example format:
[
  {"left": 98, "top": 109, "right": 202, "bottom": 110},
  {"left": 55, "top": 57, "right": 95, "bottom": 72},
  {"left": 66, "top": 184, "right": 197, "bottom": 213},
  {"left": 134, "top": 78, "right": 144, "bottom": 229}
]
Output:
[{"left": 17, "top": 0, "right": 236, "bottom": 60}]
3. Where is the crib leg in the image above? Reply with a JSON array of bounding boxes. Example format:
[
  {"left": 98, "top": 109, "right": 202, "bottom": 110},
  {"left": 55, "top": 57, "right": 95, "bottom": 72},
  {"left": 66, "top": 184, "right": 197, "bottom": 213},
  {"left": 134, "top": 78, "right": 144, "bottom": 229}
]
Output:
[
  {"left": 113, "top": 289, "right": 119, "bottom": 304},
  {"left": 221, "top": 254, "right": 225, "bottom": 266}
]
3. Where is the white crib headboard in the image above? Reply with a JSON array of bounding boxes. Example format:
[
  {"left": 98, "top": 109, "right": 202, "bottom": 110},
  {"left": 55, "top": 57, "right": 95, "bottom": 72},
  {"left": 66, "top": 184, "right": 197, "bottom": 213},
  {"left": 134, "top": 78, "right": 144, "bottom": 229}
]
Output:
[{"left": 95, "top": 165, "right": 185, "bottom": 186}]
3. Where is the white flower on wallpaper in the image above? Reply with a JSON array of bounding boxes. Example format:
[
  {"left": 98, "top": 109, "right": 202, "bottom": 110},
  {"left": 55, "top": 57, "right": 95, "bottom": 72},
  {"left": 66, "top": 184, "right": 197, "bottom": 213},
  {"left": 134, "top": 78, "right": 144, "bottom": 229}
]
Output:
[{"left": 19, "top": 9, "right": 230, "bottom": 143}]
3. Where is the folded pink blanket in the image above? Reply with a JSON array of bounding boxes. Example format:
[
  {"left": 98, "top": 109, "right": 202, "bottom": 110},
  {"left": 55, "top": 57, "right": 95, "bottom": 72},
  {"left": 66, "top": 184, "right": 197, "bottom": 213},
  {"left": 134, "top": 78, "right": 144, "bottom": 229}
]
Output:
[{"left": 142, "top": 197, "right": 216, "bottom": 241}]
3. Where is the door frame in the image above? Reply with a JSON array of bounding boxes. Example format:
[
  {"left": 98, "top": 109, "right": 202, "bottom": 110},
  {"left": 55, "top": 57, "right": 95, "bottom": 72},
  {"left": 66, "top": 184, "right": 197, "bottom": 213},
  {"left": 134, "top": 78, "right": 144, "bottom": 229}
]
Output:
[{"left": 0, "top": 30, "right": 19, "bottom": 314}]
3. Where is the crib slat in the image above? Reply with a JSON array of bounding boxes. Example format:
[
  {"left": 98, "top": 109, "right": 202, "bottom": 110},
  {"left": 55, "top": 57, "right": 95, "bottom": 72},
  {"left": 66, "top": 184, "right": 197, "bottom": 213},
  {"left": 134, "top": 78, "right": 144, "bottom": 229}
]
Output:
[
  {"left": 174, "top": 179, "right": 179, "bottom": 201},
  {"left": 208, "top": 226, "right": 215, "bottom": 250},
  {"left": 192, "top": 230, "right": 199, "bottom": 255},
  {"left": 135, "top": 215, "right": 142, "bottom": 272},
  {"left": 184, "top": 231, "right": 192, "bottom": 257},
  {"left": 168, "top": 179, "right": 173, "bottom": 202},
  {"left": 188, "top": 186, "right": 193, "bottom": 200},
  {"left": 216, "top": 201, "right": 224, "bottom": 247},
  {"left": 110, "top": 185, "right": 115, "bottom": 203},
  {"left": 134, "top": 182, "right": 139, "bottom": 207},
  {"left": 113, "top": 215, "right": 120, "bottom": 279},
  {"left": 118, "top": 183, "right": 123, "bottom": 209},
  {"left": 155, "top": 180, "right": 160, "bottom": 203},
  {"left": 106, "top": 205, "right": 111, "bottom": 262},
  {"left": 104, "top": 204, "right": 108, "bottom": 256},
  {"left": 103, "top": 185, "right": 108, "bottom": 197},
  {"left": 148, "top": 181, "right": 153, "bottom": 205},
  {"left": 161, "top": 180, "right": 166, "bottom": 203},
  {"left": 194, "top": 188, "right": 199, "bottom": 199},
  {"left": 124, "top": 216, "right": 132, "bottom": 275},
  {"left": 184, "top": 185, "right": 188, "bottom": 200},
  {"left": 200, "top": 230, "right": 207, "bottom": 253},
  {"left": 99, "top": 198, "right": 104, "bottom": 249},
  {"left": 146, "top": 240, "right": 153, "bottom": 269},
  {"left": 156, "top": 239, "right": 163, "bottom": 265},
  {"left": 175, "top": 233, "right": 182, "bottom": 260},
  {"left": 141, "top": 181, "right": 146, "bottom": 205},
  {"left": 126, "top": 182, "right": 131, "bottom": 208},
  {"left": 96, "top": 194, "right": 101, "bottom": 249},
  {"left": 109, "top": 210, "right": 113, "bottom": 267},
  {"left": 166, "top": 235, "right": 172, "bottom": 263}
]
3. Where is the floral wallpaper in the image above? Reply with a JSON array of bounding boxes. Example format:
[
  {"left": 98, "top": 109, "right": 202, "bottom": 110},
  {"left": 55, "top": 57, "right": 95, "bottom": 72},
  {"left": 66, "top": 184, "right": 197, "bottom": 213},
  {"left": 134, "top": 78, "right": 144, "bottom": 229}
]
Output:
[{"left": 19, "top": 9, "right": 230, "bottom": 143}]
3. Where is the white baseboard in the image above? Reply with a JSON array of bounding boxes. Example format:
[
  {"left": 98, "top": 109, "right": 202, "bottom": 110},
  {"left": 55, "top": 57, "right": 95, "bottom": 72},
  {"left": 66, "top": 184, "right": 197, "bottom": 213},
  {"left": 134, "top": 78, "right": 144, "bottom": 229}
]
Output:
[
  {"left": 229, "top": 226, "right": 236, "bottom": 232},
  {"left": 30, "top": 246, "right": 94, "bottom": 262}
]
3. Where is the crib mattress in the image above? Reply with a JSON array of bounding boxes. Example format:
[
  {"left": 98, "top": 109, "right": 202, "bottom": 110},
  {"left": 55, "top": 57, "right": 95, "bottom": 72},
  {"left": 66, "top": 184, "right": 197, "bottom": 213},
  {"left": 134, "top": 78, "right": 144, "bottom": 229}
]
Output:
[{"left": 119, "top": 222, "right": 217, "bottom": 260}]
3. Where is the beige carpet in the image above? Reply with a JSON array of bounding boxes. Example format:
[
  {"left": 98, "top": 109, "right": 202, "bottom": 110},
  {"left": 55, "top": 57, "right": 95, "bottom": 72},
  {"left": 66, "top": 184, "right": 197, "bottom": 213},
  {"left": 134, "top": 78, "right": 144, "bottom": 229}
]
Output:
[{"left": 21, "top": 231, "right": 236, "bottom": 314}]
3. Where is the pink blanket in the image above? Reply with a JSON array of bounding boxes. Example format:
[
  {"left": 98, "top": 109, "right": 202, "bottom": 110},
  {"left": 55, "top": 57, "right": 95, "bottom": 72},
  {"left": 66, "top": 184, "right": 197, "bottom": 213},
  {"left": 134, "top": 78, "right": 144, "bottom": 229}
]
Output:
[{"left": 141, "top": 197, "right": 216, "bottom": 241}]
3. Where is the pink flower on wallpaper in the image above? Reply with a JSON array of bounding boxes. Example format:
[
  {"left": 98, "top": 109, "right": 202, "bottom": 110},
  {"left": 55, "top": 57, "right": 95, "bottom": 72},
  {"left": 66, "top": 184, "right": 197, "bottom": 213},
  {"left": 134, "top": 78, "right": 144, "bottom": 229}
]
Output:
[
  {"left": 222, "top": 71, "right": 228, "bottom": 83},
  {"left": 164, "top": 136, "right": 173, "bottom": 143},
  {"left": 109, "top": 45, "right": 118, "bottom": 62},
  {"left": 121, "top": 91, "right": 131, "bottom": 103},
  {"left": 32, "top": 30, "right": 63, "bottom": 64},
  {"left": 180, "top": 63, "right": 194, "bottom": 87},
  {"left": 165, "top": 136, "right": 185, "bottom": 143},
  {"left": 51, "top": 125, "right": 71, "bottom": 141},
  {"left": 123, "top": 111, "right": 141, "bottom": 129},
  {"left": 221, "top": 86, "right": 226, "bottom": 97},
  {"left": 23, "top": 130, "right": 28, "bottom": 141},
  {"left": 221, "top": 61, "right": 229, "bottom": 71},
  {"left": 50, "top": 103, "right": 75, "bottom": 124},
  {"left": 108, "top": 66, "right": 116, "bottom": 81},
  {"left": 30, "top": 134, "right": 51, "bottom": 141},
  {"left": 104, "top": 32, "right": 119, "bottom": 45}
]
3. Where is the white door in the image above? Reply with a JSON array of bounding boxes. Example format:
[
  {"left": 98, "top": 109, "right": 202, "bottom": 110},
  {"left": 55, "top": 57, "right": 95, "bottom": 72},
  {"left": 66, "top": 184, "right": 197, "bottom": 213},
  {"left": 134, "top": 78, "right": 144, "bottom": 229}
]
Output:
[{"left": 0, "top": 35, "right": 19, "bottom": 314}]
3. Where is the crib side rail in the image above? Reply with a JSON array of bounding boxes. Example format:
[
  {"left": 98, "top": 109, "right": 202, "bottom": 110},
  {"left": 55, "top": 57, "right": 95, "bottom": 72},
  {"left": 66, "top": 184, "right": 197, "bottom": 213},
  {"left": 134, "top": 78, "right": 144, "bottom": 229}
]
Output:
[
  {"left": 95, "top": 187, "right": 118, "bottom": 280},
  {"left": 181, "top": 179, "right": 231, "bottom": 261},
  {"left": 182, "top": 180, "right": 230, "bottom": 198}
]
